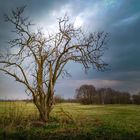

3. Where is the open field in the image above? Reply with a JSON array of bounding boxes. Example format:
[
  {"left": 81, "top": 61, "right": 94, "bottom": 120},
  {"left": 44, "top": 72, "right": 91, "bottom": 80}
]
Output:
[{"left": 0, "top": 102, "right": 140, "bottom": 140}]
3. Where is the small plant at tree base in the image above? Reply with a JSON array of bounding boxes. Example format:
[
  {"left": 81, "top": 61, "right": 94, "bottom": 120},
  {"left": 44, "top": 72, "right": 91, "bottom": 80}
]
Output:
[{"left": 0, "top": 6, "right": 108, "bottom": 122}]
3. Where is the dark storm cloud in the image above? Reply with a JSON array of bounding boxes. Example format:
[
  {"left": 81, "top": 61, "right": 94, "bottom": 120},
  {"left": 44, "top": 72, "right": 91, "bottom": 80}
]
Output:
[
  {"left": 81, "top": 1, "right": 140, "bottom": 77},
  {"left": 0, "top": 0, "right": 140, "bottom": 98},
  {"left": 63, "top": 0, "right": 140, "bottom": 95},
  {"left": 65, "top": 0, "right": 140, "bottom": 75},
  {"left": 104, "top": 1, "right": 140, "bottom": 85}
]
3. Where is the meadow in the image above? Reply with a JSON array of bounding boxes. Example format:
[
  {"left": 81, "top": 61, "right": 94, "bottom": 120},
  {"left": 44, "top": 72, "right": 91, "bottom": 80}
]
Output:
[{"left": 0, "top": 102, "right": 140, "bottom": 140}]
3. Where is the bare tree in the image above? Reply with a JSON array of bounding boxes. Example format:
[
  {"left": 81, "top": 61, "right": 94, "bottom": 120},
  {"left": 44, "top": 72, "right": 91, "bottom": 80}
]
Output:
[
  {"left": 76, "top": 85, "right": 131, "bottom": 105},
  {"left": 0, "top": 6, "right": 108, "bottom": 122},
  {"left": 132, "top": 92, "right": 140, "bottom": 104},
  {"left": 76, "top": 85, "right": 96, "bottom": 104}
]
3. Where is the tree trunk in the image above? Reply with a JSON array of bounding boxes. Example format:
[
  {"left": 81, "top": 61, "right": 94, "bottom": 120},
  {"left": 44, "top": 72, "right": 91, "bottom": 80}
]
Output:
[
  {"left": 38, "top": 108, "right": 50, "bottom": 122},
  {"left": 33, "top": 92, "right": 54, "bottom": 122}
]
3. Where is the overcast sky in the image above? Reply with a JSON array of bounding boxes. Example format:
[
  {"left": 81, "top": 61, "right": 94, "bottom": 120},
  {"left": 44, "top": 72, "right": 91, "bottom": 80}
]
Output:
[{"left": 0, "top": 0, "right": 140, "bottom": 99}]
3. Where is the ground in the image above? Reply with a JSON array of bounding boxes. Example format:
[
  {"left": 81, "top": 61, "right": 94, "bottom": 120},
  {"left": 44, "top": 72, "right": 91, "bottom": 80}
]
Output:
[{"left": 0, "top": 102, "right": 140, "bottom": 140}]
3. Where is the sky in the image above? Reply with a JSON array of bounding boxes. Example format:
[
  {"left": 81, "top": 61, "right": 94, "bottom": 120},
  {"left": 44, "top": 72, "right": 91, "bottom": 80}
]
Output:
[{"left": 0, "top": 0, "right": 140, "bottom": 99}]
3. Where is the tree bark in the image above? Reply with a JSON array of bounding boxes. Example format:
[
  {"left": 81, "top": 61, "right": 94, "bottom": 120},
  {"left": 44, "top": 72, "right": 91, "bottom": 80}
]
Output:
[
  {"left": 33, "top": 91, "right": 54, "bottom": 122},
  {"left": 39, "top": 108, "right": 50, "bottom": 122}
]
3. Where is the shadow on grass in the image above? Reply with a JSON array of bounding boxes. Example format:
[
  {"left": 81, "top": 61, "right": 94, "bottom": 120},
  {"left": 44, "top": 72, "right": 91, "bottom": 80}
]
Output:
[{"left": 1, "top": 122, "right": 140, "bottom": 140}]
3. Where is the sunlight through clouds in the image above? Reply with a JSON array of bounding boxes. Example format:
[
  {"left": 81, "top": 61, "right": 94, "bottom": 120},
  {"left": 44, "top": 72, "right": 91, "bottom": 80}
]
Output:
[{"left": 74, "top": 16, "right": 83, "bottom": 28}]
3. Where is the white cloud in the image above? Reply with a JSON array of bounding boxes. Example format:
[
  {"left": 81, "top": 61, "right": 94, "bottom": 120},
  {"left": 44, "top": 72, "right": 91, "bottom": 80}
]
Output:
[
  {"left": 113, "top": 13, "right": 140, "bottom": 27},
  {"left": 56, "top": 79, "right": 122, "bottom": 88}
]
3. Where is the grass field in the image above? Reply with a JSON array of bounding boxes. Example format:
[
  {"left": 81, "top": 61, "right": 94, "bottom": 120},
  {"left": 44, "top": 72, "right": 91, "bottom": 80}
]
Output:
[{"left": 0, "top": 102, "right": 140, "bottom": 140}]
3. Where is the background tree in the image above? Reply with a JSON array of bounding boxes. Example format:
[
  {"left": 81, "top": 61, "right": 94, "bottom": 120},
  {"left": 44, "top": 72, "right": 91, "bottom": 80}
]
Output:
[
  {"left": 0, "top": 6, "right": 108, "bottom": 122},
  {"left": 76, "top": 85, "right": 131, "bottom": 104},
  {"left": 54, "top": 95, "right": 65, "bottom": 104},
  {"left": 132, "top": 92, "right": 140, "bottom": 104},
  {"left": 76, "top": 85, "right": 96, "bottom": 104}
]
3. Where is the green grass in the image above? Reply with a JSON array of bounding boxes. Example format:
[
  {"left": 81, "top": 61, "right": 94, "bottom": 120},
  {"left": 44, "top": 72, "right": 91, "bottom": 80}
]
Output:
[{"left": 0, "top": 102, "right": 140, "bottom": 140}]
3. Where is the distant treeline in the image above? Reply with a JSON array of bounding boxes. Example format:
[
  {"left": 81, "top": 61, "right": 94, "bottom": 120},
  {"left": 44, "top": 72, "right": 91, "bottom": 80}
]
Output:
[
  {"left": 54, "top": 85, "right": 140, "bottom": 105},
  {"left": 1, "top": 85, "right": 140, "bottom": 105},
  {"left": 75, "top": 85, "right": 140, "bottom": 105},
  {"left": 0, "top": 99, "right": 32, "bottom": 102}
]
